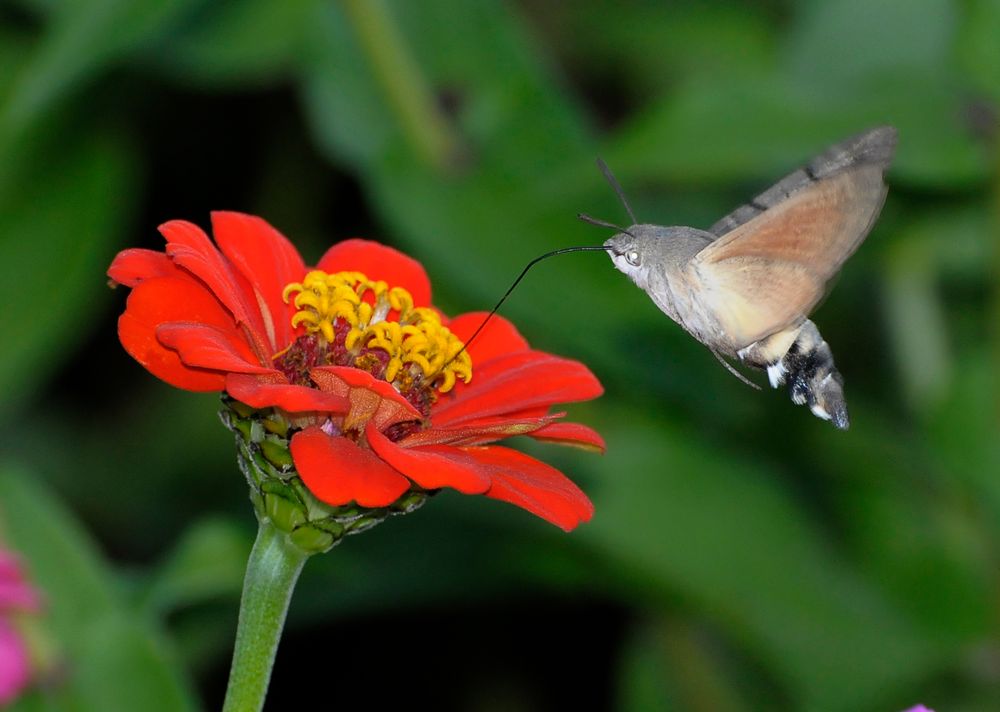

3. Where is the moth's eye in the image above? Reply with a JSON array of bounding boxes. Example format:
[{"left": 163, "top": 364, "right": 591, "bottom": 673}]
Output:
[{"left": 625, "top": 250, "right": 641, "bottom": 266}]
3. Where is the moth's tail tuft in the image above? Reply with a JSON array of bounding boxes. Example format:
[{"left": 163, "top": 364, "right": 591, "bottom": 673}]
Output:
[{"left": 768, "top": 320, "right": 850, "bottom": 429}]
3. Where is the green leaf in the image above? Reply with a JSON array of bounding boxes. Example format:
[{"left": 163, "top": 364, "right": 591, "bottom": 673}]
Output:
[
  {"left": 145, "top": 0, "right": 314, "bottom": 87},
  {"left": 958, "top": 0, "right": 1000, "bottom": 99},
  {"left": 926, "top": 350, "right": 1000, "bottom": 527},
  {"left": 0, "top": 0, "right": 203, "bottom": 143},
  {"left": 0, "top": 28, "right": 32, "bottom": 102},
  {"left": 583, "top": 408, "right": 949, "bottom": 711},
  {"left": 798, "top": 413, "right": 996, "bottom": 643},
  {"left": 615, "top": 622, "right": 680, "bottom": 712},
  {"left": 0, "top": 467, "right": 199, "bottom": 712},
  {"left": 784, "top": 0, "right": 955, "bottom": 87},
  {"left": 299, "top": 1, "right": 405, "bottom": 166},
  {"left": 531, "top": 1, "right": 777, "bottom": 96},
  {"left": 603, "top": 0, "right": 985, "bottom": 191},
  {"left": 143, "top": 517, "right": 250, "bottom": 616},
  {"left": 0, "top": 472, "right": 114, "bottom": 623},
  {"left": 616, "top": 618, "right": 753, "bottom": 712},
  {"left": 0, "top": 128, "right": 137, "bottom": 416},
  {"left": 608, "top": 74, "right": 988, "bottom": 190},
  {"left": 881, "top": 223, "right": 953, "bottom": 412}
]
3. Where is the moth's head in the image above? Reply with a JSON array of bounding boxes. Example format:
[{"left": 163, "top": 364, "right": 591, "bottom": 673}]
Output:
[
  {"left": 604, "top": 226, "right": 658, "bottom": 287},
  {"left": 582, "top": 158, "right": 655, "bottom": 285}
]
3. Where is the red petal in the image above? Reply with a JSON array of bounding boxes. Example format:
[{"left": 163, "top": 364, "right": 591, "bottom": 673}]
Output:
[
  {"left": 159, "top": 220, "right": 271, "bottom": 356},
  {"left": 398, "top": 416, "right": 558, "bottom": 448},
  {"left": 438, "top": 405, "right": 549, "bottom": 430},
  {"left": 316, "top": 239, "right": 432, "bottom": 307},
  {"left": 290, "top": 426, "right": 410, "bottom": 507},
  {"left": 211, "top": 212, "right": 306, "bottom": 351},
  {"left": 118, "top": 275, "right": 239, "bottom": 391},
  {"left": 467, "top": 446, "right": 594, "bottom": 531},
  {"left": 529, "top": 422, "right": 606, "bottom": 452},
  {"left": 310, "top": 366, "right": 421, "bottom": 429},
  {"left": 365, "top": 422, "right": 491, "bottom": 493},
  {"left": 119, "top": 313, "right": 224, "bottom": 391},
  {"left": 433, "top": 351, "right": 603, "bottom": 426},
  {"left": 226, "top": 374, "right": 349, "bottom": 413},
  {"left": 107, "top": 248, "right": 178, "bottom": 287},
  {"left": 157, "top": 323, "right": 278, "bottom": 375},
  {"left": 447, "top": 312, "right": 529, "bottom": 363}
]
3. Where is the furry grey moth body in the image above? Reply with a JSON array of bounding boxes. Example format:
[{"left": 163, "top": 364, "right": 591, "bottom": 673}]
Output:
[{"left": 602, "top": 126, "right": 898, "bottom": 429}]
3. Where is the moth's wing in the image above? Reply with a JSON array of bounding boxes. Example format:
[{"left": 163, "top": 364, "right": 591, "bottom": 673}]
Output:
[
  {"left": 691, "top": 126, "right": 896, "bottom": 349},
  {"left": 708, "top": 126, "right": 897, "bottom": 237}
]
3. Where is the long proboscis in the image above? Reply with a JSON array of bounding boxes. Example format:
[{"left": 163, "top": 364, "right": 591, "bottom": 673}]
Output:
[{"left": 449, "top": 245, "right": 611, "bottom": 364}]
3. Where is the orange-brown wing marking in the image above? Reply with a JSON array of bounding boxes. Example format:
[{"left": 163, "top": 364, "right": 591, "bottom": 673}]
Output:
[{"left": 690, "top": 166, "right": 887, "bottom": 348}]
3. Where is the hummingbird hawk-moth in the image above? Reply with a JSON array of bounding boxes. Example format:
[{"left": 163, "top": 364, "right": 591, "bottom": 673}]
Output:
[
  {"left": 596, "top": 126, "right": 897, "bottom": 429},
  {"left": 455, "top": 127, "right": 896, "bottom": 429}
]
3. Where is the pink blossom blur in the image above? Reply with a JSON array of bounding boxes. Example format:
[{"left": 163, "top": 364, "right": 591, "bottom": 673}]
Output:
[{"left": 0, "top": 550, "right": 40, "bottom": 705}]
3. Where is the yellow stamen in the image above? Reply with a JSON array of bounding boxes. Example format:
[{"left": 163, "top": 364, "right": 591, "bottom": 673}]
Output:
[{"left": 282, "top": 270, "right": 472, "bottom": 394}]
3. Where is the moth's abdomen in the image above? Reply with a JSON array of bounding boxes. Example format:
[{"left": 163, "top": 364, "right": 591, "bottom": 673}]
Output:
[
  {"left": 740, "top": 320, "right": 849, "bottom": 429},
  {"left": 773, "top": 320, "right": 849, "bottom": 429}
]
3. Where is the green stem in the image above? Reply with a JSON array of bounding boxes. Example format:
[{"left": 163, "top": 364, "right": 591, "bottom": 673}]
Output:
[
  {"left": 993, "top": 135, "right": 1000, "bottom": 426},
  {"left": 341, "top": 0, "right": 457, "bottom": 170},
  {"left": 222, "top": 520, "right": 310, "bottom": 712}
]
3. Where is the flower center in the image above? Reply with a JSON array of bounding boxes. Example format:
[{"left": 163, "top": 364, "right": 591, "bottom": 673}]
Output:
[{"left": 277, "top": 270, "right": 471, "bottom": 414}]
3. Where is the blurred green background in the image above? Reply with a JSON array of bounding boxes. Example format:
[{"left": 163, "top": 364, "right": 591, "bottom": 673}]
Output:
[{"left": 0, "top": 0, "right": 997, "bottom": 709}]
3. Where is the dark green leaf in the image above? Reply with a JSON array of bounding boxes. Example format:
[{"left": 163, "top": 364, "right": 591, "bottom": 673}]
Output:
[
  {"left": 0, "top": 0, "right": 203, "bottom": 143},
  {"left": 784, "top": 0, "right": 954, "bottom": 87},
  {"left": 143, "top": 517, "right": 250, "bottom": 615},
  {"left": 958, "top": 0, "right": 1000, "bottom": 99},
  {"left": 583, "top": 408, "right": 949, "bottom": 711},
  {"left": 0, "top": 129, "right": 137, "bottom": 415},
  {"left": 145, "top": 0, "right": 314, "bottom": 87}
]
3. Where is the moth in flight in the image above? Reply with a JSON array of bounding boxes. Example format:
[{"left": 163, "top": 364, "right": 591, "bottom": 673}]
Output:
[{"left": 596, "top": 127, "right": 897, "bottom": 429}]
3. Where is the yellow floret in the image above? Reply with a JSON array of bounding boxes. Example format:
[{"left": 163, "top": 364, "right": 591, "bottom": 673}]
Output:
[{"left": 282, "top": 269, "right": 472, "bottom": 394}]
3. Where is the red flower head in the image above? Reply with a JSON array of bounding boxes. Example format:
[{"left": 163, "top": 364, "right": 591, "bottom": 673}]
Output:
[{"left": 108, "top": 213, "right": 603, "bottom": 539}]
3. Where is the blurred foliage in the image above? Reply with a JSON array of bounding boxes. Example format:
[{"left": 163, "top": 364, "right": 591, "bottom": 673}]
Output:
[{"left": 0, "top": 0, "right": 997, "bottom": 710}]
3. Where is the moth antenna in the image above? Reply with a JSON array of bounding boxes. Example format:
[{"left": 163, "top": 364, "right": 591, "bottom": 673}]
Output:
[
  {"left": 447, "top": 245, "right": 611, "bottom": 366},
  {"left": 577, "top": 213, "right": 635, "bottom": 238},
  {"left": 596, "top": 157, "right": 637, "bottom": 224},
  {"left": 710, "top": 349, "right": 762, "bottom": 391}
]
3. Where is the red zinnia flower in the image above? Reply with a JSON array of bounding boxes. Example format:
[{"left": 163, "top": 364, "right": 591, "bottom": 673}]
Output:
[{"left": 108, "top": 213, "right": 603, "bottom": 531}]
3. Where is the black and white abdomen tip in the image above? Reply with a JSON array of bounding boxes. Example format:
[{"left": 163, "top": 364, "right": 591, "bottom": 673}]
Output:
[{"left": 766, "top": 320, "right": 850, "bottom": 429}]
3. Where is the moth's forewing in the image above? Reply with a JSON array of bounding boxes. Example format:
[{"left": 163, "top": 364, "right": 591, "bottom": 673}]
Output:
[
  {"left": 688, "top": 127, "right": 896, "bottom": 349},
  {"left": 708, "top": 126, "right": 897, "bottom": 237}
]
